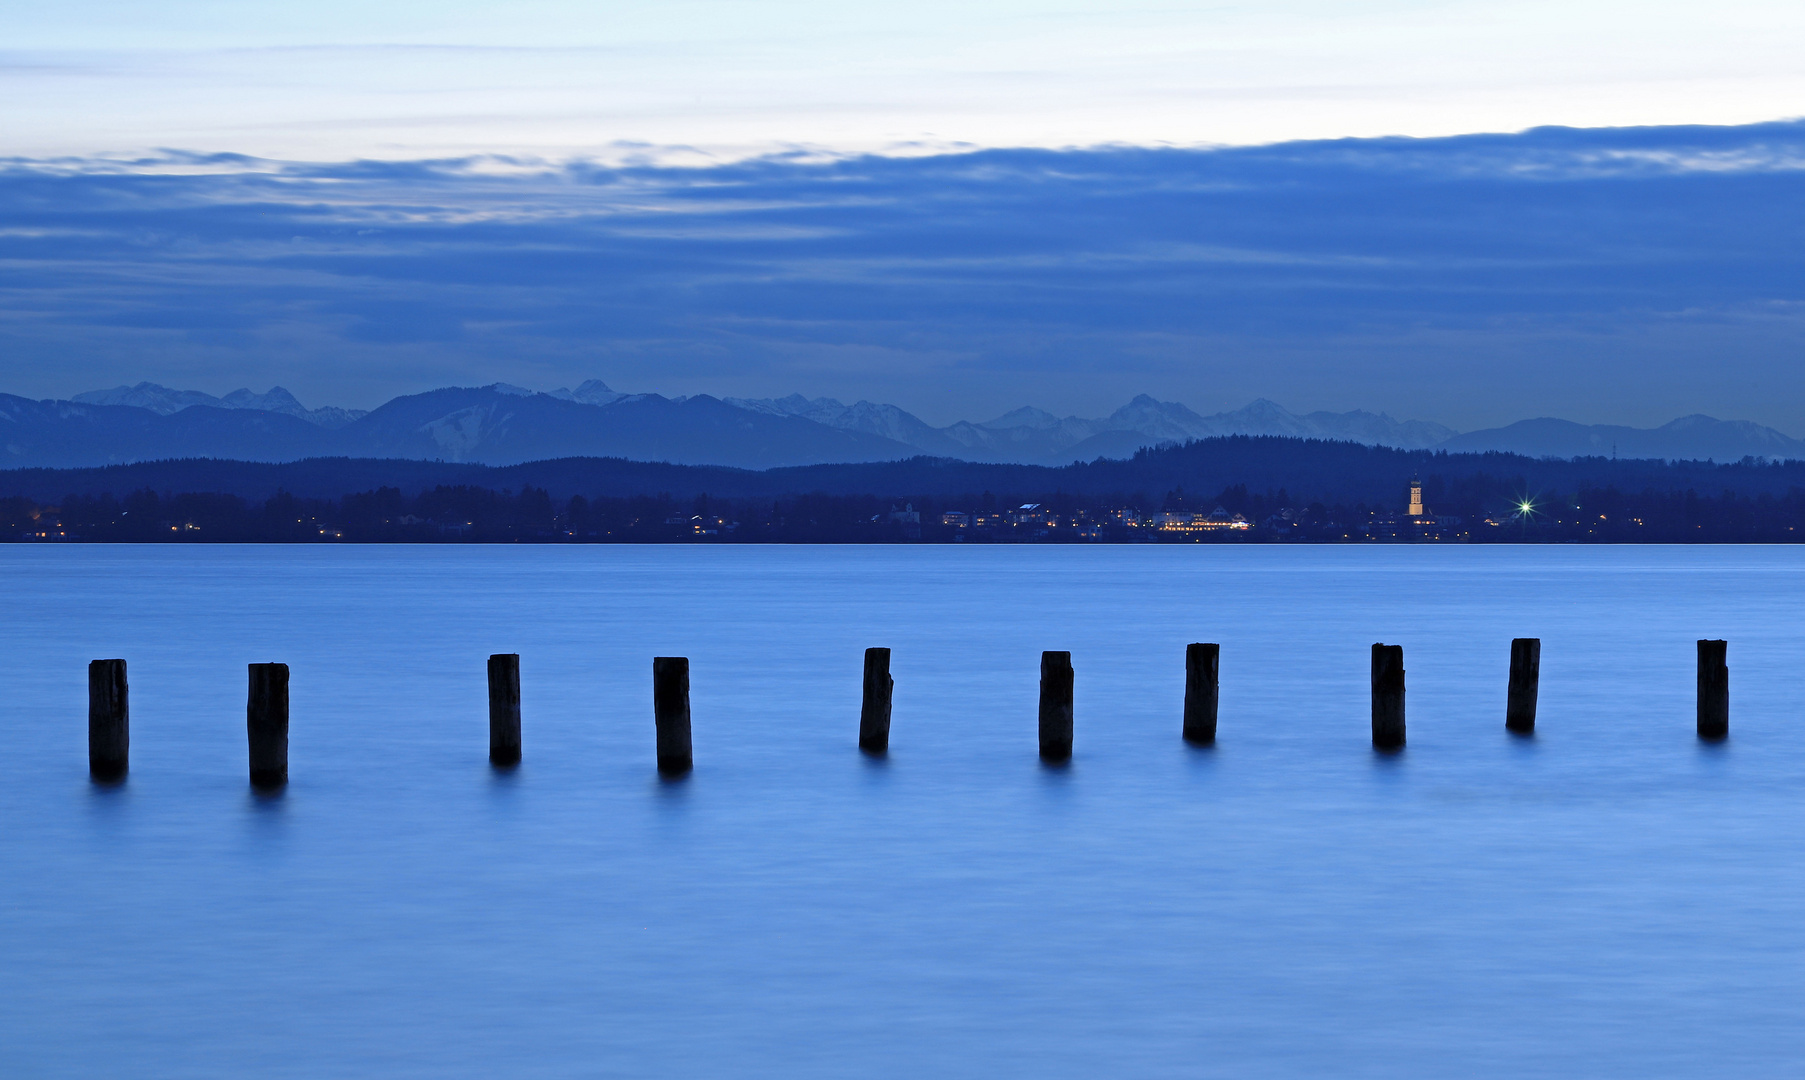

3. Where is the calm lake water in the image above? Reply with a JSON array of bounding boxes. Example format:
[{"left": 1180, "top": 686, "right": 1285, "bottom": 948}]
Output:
[{"left": 3, "top": 545, "right": 1804, "bottom": 1078}]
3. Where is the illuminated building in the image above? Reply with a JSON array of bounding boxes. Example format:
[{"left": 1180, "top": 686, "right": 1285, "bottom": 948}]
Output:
[
  {"left": 1397, "top": 475, "right": 1462, "bottom": 534},
  {"left": 1155, "top": 506, "right": 1250, "bottom": 533}
]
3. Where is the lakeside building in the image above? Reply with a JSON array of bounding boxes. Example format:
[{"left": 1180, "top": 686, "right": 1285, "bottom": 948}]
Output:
[
  {"left": 662, "top": 513, "right": 734, "bottom": 535},
  {"left": 1356, "top": 475, "right": 1465, "bottom": 539},
  {"left": 1154, "top": 506, "right": 1251, "bottom": 534},
  {"left": 885, "top": 504, "right": 922, "bottom": 539},
  {"left": 939, "top": 505, "right": 1150, "bottom": 541}
]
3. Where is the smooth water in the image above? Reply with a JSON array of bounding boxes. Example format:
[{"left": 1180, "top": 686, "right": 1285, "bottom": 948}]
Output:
[{"left": 2, "top": 545, "right": 1803, "bottom": 1078}]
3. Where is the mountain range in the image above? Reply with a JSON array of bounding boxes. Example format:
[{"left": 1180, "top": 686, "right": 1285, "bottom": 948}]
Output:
[
  {"left": 1436, "top": 415, "right": 1805, "bottom": 463},
  {"left": 3, "top": 380, "right": 1801, "bottom": 471},
  {"left": 69, "top": 383, "right": 369, "bottom": 429},
  {"left": 723, "top": 393, "right": 1460, "bottom": 462}
]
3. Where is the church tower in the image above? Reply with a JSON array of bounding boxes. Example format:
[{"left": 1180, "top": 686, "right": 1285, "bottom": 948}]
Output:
[{"left": 1408, "top": 477, "right": 1425, "bottom": 518}]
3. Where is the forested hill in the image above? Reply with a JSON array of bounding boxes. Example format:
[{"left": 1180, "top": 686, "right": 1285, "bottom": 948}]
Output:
[{"left": 4, "top": 436, "right": 1805, "bottom": 508}]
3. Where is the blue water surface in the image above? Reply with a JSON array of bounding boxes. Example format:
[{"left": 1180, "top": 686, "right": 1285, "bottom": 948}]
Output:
[{"left": 1, "top": 545, "right": 1802, "bottom": 1078}]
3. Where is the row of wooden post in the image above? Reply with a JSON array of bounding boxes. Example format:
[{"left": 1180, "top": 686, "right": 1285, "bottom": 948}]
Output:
[
  {"left": 1364, "top": 637, "right": 1728, "bottom": 748},
  {"left": 83, "top": 638, "right": 1733, "bottom": 783}
]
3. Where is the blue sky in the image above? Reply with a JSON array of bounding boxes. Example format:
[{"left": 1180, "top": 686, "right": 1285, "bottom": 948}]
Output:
[
  {"left": 5, "top": 124, "right": 1804, "bottom": 429},
  {"left": 3, "top": 2, "right": 1804, "bottom": 428}
]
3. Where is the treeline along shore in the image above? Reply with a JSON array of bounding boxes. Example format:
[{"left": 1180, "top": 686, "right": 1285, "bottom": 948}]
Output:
[{"left": 6, "top": 436, "right": 1805, "bottom": 543}]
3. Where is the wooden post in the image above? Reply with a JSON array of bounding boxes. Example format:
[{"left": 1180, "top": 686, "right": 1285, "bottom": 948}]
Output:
[
  {"left": 1182, "top": 643, "right": 1219, "bottom": 744},
  {"left": 1505, "top": 638, "right": 1540, "bottom": 734},
  {"left": 1039, "top": 651, "right": 1074, "bottom": 760},
  {"left": 653, "top": 657, "right": 692, "bottom": 773},
  {"left": 488, "top": 653, "right": 521, "bottom": 765},
  {"left": 88, "top": 658, "right": 129, "bottom": 781},
  {"left": 1698, "top": 639, "right": 1728, "bottom": 740},
  {"left": 247, "top": 662, "right": 289, "bottom": 788},
  {"left": 859, "top": 647, "right": 893, "bottom": 753},
  {"left": 1371, "top": 644, "right": 1405, "bottom": 749}
]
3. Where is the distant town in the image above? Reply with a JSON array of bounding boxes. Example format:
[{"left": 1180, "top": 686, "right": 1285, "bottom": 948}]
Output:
[
  {"left": 918, "top": 478, "right": 1467, "bottom": 542},
  {"left": 4, "top": 473, "right": 1795, "bottom": 544}
]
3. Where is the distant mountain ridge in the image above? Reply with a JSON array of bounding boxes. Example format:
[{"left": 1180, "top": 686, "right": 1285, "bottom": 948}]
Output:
[
  {"left": 337, "top": 387, "right": 915, "bottom": 468},
  {"left": 4, "top": 379, "right": 1802, "bottom": 471},
  {"left": 724, "top": 393, "right": 1458, "bottom": 461},
  {"left": 0, "top": 385, "right": 920, "bottom": 471},
  {"left": 71, "top": 382, "right": 367, "bottom": 429},
  {"left": 0, "top": 394, "right": 332, "bottom": 468},
  {"left": 1439, "top": 415, "right": 1805, "bottom": 462}
]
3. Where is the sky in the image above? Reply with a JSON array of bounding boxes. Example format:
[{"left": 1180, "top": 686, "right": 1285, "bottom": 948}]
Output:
[
  {"left": 8, "top": 0, "right": 1805, "bottom": 162},
  {"left": 3, "top": 1, "right": 1805, "bottom": 430}
]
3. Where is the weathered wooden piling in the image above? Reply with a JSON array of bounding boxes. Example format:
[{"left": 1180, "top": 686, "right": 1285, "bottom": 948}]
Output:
[
  {"left": 858, "top": 647, "right": 893, "bottom": 753},
  {"left": 653, "top": 657, "right": 693, "bottom": 773},
  {"left": 1182, "top": 643, "right": 1220, "bottom": 744},
  {"left": 1039, "top": 651, "right": 1074, "bottom": 760},
  {"left": 1698, "top": 639, "right": 1728, "bottom": 740},
  {"left": 488, "top": 653, "right": 521, "bottom": 765},
  {"left": 246, "top": 662, "right": 289, "bottom": 788},
  {"left": 87, "top": 658, "right": 129, "bottom": 781},
  {"left": 1505, "top": 638, "right": 1540, "bottom": 734},
  {"left": 1371, "top": 644, "right": 1405, "bottom": 749}
]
